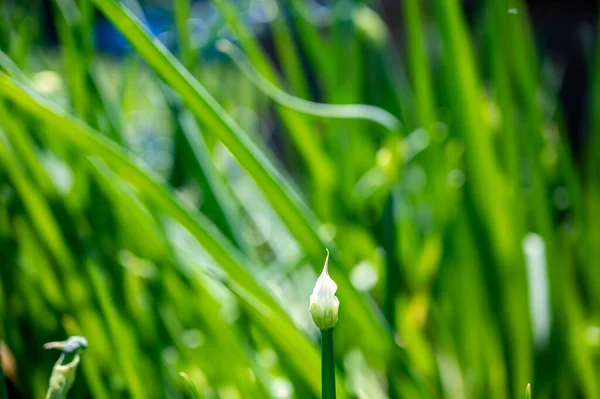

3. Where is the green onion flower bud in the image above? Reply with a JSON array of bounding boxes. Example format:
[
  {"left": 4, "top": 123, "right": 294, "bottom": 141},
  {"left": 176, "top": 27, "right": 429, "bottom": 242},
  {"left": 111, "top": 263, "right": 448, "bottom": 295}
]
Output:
[
  {"left": 309, "top": 250, "right": 339, "bottom": 330},
  {"left": 44, "top": 336, "right": 88, "bottom": 399}
]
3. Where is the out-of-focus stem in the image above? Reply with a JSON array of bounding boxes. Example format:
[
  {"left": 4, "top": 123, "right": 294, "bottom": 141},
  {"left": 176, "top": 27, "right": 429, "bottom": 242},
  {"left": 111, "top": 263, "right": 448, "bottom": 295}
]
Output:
[{"left": 0, "top": 350, "right": 7, "bottom": 399}]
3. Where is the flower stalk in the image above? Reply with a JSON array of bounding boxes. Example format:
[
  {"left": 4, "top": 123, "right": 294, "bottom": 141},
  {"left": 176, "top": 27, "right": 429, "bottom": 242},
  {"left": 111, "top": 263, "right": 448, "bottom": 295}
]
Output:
[{"left": 321, "top": 328, "right": 336, "bottom": 399}]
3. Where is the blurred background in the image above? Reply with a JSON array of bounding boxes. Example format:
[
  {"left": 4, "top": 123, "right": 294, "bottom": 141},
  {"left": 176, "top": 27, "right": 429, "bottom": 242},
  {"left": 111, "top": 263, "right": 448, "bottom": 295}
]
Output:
[{"left": 1, "top": 0, "right": 599, "bottom": 398}]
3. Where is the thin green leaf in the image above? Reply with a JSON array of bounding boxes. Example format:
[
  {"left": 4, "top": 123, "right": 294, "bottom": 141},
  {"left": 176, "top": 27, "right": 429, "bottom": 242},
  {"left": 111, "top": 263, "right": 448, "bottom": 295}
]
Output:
[
  {"left": 217, "top": 40, "right": 400, "bottom": 131},
  {"left": 179, "top": 372, "right": 201, "bottom": 399}
]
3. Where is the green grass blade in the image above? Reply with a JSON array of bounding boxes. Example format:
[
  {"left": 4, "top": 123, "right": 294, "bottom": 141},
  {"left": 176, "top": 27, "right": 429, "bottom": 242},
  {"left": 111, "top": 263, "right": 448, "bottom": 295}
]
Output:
[
  {"left": 0, "top": 101, "right": 58, "bottom": 198},
  {"left": 175, "top": 109, "right": 246, "bottom": 251},
  {"left": 52, "top": 0, "right": 92, "bottom": 121},
  {"left": 269, "top": 8, "right": 311, "bottom": 99},
  {"left": 85, "top": 259, "right": 146, "bottom": 399},
  {"left": 0, "top": 128, "right": 75, "bottom": 271},
  {"left": 217, "top": 40, "right": 400, "bottom": 131},
  {"left": 285, "top": 0, "right": 336, "bottom": 94},
  {"left": 173, "top": 0, "right": 197, "bottom": 70},
  {"left": 88, "top": 158, "right": 168, "bottom": 260},
  {"left": 587, "top": 8, "right": 600, "bottom": 311},
  {"left": 403, "top": 0, "right": 436, "bottom": 129},
  {"left": 159, "top": 75, "right": 246, "bottom": 251},
  {"left": 179, "top": 372, "right": 201, "bottom": 399}
]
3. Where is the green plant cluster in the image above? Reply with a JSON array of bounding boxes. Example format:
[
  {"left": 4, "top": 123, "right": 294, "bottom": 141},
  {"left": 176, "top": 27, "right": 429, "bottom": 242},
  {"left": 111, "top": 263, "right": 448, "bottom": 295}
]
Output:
[{"left": 0, "top": 0, "right": 599, "bottom": 398}]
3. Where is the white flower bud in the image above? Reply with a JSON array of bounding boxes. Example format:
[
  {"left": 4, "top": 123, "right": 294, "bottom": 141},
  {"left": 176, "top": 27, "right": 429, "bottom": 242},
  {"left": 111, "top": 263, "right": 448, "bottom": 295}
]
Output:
[{"left": 309, "top": 250, "right": 339, "bottom": 330}]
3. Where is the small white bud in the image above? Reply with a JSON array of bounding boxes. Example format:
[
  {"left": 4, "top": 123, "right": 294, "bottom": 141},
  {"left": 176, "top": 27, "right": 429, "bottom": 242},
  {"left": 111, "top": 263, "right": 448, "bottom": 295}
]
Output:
[{"left": 309, "top": 250, "right": 339, "bottom": 330}]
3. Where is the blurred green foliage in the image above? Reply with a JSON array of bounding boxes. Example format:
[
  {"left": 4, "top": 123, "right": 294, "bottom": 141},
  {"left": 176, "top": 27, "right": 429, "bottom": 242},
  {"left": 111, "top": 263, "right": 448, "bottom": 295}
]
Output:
[{"left": 0, "top": 0, "right": 599, "bottom": 398}]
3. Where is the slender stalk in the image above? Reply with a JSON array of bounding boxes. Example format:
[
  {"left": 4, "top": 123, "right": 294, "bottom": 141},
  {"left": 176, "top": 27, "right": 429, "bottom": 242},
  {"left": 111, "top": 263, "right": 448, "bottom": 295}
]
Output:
[
  {"left": 217, "top": 40, "right": 400, "bottom": 132},
  {"left": 321, "top": 329, "right": 336, "bottom": 399},
  {"left": 381, "top": 195, "right": 399, "bottom": 399}
]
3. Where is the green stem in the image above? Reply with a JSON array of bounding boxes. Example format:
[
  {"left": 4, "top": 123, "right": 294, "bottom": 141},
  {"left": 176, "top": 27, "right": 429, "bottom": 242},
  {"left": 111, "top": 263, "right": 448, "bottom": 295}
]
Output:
[
  {"left": 381, "top": 195, "right": 400, "bottom": 399},
  {"left": 321, "top": 329, "right": 336, "bottom": 399}
]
